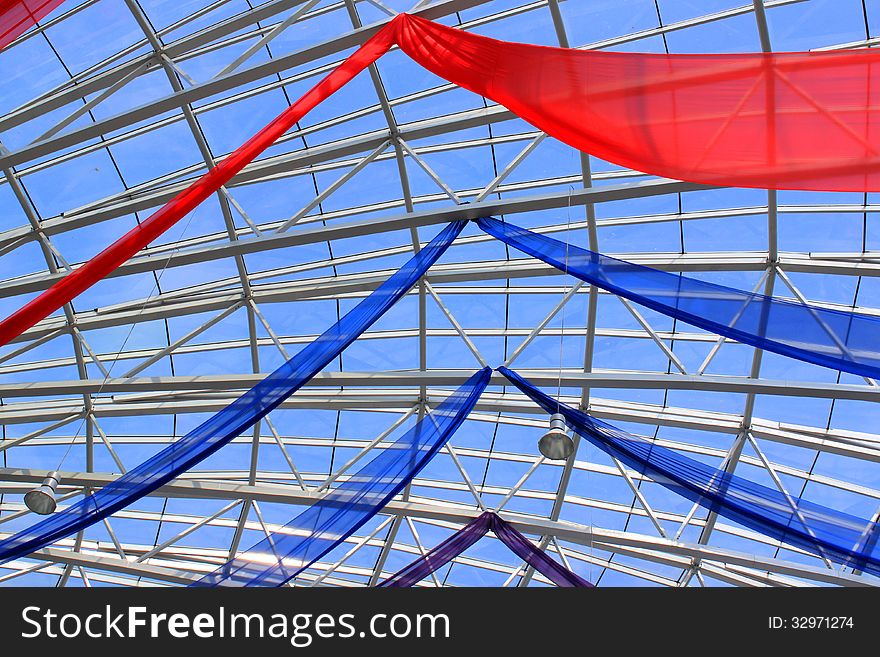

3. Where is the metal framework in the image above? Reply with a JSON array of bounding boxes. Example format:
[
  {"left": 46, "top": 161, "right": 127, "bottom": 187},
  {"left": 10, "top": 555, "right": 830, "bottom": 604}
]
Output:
[{"left": 0, "top": 0, "right": 878, "bottom": 587}]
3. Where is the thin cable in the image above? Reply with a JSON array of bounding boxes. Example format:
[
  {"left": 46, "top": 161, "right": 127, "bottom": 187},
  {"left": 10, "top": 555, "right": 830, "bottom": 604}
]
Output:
[
  {"left": 53, "top": 206, "right": 202, "bottom": 473},
  {"left": 556, "top": 185, "right": 574, "bottom": 410}
]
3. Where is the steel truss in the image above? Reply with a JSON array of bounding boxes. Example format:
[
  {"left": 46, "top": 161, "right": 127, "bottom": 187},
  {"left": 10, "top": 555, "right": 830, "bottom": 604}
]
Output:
[{"left": 0, "top": 0, "right": 877, "bottom": 588}]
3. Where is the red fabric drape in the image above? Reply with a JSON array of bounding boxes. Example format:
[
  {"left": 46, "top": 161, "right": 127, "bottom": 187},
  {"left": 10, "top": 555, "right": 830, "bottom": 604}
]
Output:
[
  {"left": 0, "top": 0, "right": 64, "bottom": 50},
  {"left": 0, "top": 21, "right": 397, "bottom": 347},
  {"left": 5, "top": 13, "right": 880, "bottom": 346},
  {"left": 396, "top": 14, "right": 880, "bottom": 192}
]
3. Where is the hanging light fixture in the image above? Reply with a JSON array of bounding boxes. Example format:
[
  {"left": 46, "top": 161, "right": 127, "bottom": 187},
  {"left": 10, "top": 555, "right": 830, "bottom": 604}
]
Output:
[
  {"left": 24, "top": 471, "right": 60, "bottom": 515},
  {"left": 538, "top": 413, "right": 574, "bottom": 461}
]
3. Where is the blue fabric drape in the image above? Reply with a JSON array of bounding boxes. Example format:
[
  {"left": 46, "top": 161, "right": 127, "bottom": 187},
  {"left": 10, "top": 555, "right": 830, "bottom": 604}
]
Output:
[
  {"left": 0, "top": 220, "right": 466, "bottom": 565},
  {"left": 377, "top": 511, "right": 592, "bottom": 587},
  {"left": 196, "top": 367, "right": 491, "bottom": 587},
  {"left": 478, "top": 216, "right": 880, "bottom": 380},
  {"left": 499, "top": 366, "right": 880, "bottom": 575}
]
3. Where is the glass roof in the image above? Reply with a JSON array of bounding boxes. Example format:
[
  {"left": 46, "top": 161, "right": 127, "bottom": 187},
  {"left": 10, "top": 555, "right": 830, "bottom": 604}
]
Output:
[{"left": 1, "top": 0, "right": 879, "bottom": 587}]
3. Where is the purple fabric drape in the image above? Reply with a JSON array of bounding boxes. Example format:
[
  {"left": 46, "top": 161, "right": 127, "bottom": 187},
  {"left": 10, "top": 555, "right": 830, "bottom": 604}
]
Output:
[
  {"left": 377, "top": 513, "right": 492, "bottom": 588},
  {"left": 491, "top": 515, "right": 593, "bottom": 588},
  {"left": 378, "top": 511, "right": 592, "bottom": 587}
]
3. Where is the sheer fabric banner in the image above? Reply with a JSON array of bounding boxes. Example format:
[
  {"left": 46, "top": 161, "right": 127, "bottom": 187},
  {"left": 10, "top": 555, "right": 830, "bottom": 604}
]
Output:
[
  {"left": 378, "top": 511, "right": 592, "bottom": 588},
  {"left": 0, "top": 0, "right": 64, "bottom": 50},
  {"left": 0, "top": 220, "right": 465, "bottom": 565},
  {"left": 0, "top": 20, "right": 398, "bottom": 347},
  {"left": 197, "top": 368, "right": 491, "bottom": 587},
  {"left": 500, "top": 366, "right": 880, "bottom": 576},
  {"left": 396, "top": 14, "right": 880, "bottom": 192},
  {"left": 478, "top": 216, "right": 880, "bottom": 380},
  {"left": 5, "top": 13, "right": 880, "bottom": 345}
]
